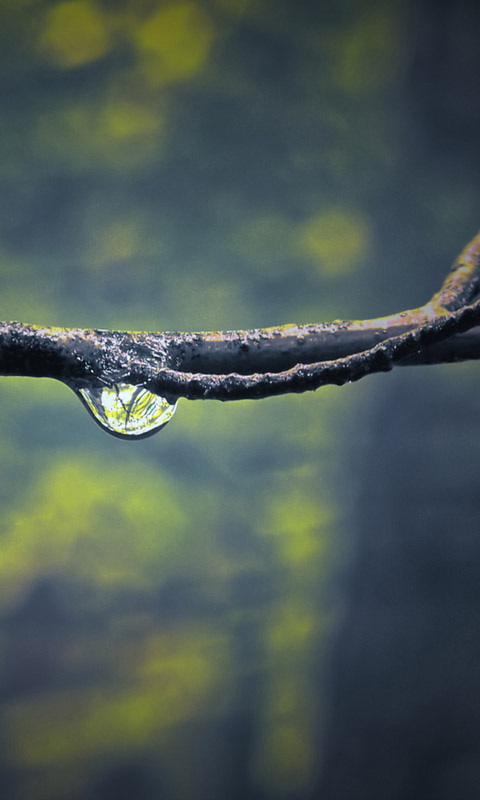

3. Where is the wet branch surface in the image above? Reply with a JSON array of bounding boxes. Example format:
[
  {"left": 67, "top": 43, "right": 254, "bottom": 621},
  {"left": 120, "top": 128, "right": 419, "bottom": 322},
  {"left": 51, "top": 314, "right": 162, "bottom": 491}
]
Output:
[{"left": 1, "top": 230, "right": 480, "bottom": 401}]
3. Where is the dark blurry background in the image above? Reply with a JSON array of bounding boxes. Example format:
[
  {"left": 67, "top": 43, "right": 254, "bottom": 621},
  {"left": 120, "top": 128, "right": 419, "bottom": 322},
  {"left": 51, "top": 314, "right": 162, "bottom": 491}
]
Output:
[{"left": 1, "top": 1, "right": 480, "bottom": 798}]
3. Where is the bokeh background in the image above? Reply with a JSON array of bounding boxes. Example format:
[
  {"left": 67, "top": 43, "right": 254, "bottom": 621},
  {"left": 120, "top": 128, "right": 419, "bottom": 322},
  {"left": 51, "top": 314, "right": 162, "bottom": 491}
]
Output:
[{"left": 1, "top": 1, "right": 480, "bottom": 798}]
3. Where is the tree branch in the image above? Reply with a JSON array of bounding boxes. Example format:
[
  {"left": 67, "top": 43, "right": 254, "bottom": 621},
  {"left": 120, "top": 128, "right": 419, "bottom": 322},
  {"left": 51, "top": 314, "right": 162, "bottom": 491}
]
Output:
[{"left": 1, "top": 230, "right": 480, "bottom": 403}]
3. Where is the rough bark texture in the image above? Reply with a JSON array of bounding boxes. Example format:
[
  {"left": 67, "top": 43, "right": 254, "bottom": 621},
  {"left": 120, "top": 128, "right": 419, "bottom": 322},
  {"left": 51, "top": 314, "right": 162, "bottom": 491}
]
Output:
[
  {"left": 1, "top": 229, "right": 480, "bottom": 401},
  {"left": 1, "top": 227, "right": 480, "bottom": 401}
]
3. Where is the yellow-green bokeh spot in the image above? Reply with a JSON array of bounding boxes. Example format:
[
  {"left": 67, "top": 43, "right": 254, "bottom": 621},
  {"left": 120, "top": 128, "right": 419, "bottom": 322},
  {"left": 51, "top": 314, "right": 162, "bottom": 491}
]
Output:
[
  {"left": 260, "top": 487, "right": 333, "bottom": 569},
  {"left": 38, "top": 0, "right": 112, "bottom": 69},
  {"left": 297, "top": 206, "right": 372, "bottom": 277},
  {"left": 254, "top": 721, "right": 314, "bottom": 796},
  {"left": 133, "top": 2, "right": 216, "bottom": 87},
  {"left": 6, "top": 627, "right": 231, "bottom": 767},
  {"left": 101, "top": 99, "right": 163, "bottom": 142},
  {"left": 0, "top": 456, "right": 214, "bottom": 608},
  {"left": 266, "top": 601, "right": 317, "bottom": 654},
  {"left": 86, "top": 217, "right": 144, "bottom": 269},
  {"left": 36, "top": 97, "right": 165, "bottom": 170}
]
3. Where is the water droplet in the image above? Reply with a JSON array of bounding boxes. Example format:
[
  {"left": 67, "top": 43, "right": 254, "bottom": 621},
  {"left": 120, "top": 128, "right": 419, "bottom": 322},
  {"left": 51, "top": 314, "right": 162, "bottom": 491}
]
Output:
[{"left": 75, "top": 383, "right": 177, "bottom": 440}]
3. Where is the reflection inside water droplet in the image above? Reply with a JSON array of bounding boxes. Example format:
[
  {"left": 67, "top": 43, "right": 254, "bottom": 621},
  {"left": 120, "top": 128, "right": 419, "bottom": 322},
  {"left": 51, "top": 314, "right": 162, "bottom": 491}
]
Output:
[{"left": 75, "top": 383, "right": 177, "bottom": 440}]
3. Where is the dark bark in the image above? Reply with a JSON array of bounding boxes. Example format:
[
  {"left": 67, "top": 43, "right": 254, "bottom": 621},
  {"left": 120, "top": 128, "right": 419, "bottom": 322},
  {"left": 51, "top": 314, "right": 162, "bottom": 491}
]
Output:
[{"left": 1, "top": 229, "right": 480, "bottom": 401}]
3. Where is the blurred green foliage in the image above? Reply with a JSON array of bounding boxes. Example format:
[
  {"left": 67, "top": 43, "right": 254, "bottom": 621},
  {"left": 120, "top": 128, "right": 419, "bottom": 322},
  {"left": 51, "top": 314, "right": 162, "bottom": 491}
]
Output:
[{"left": 0, "top": 1, "right": 479, "bottom": 798}]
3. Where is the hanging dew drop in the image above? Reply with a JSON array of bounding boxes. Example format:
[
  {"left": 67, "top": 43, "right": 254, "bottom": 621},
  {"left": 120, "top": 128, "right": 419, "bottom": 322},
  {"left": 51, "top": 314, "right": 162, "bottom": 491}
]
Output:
[{"left": 75, "top": 383, "right": 177, "bottom": 440}]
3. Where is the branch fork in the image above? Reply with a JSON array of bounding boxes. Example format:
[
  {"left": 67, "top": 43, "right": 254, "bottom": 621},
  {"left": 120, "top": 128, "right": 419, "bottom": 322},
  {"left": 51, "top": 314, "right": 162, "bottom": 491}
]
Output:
[{"left": 1, "top": 230, "right": 480, "bottom": 401}]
